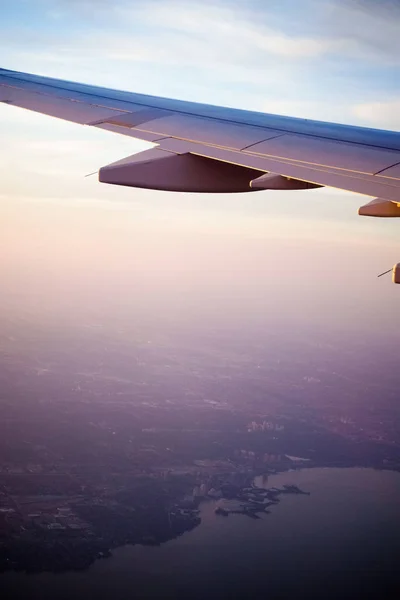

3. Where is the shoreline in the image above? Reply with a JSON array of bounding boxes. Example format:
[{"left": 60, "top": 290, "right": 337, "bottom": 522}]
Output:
[{"left": 1, "top": 464, "right": 398, "bottom": 575}]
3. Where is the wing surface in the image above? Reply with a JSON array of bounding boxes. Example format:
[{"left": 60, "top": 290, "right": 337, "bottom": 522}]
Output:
[{"left": 2, "top": 67, "right": 400, "bottom": 203}]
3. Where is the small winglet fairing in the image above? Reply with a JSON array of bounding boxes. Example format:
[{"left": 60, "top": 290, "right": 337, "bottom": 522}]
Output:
[{"left": 1, "top": 67, "right": 400, "bottom": 280}]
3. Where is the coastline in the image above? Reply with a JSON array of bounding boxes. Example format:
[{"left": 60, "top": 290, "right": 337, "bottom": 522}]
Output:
[{"left": 1, "top": 463, "right": 398, "bottom": 575}]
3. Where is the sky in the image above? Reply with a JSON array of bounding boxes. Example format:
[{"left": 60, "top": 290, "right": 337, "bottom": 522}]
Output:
[{"left": 0, "top": 0, "right": 400, "bottom": 340}]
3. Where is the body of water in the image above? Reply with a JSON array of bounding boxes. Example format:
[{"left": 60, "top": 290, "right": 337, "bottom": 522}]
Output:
[{"left": 2, "top": 468, "right": 400, "bottom": 599}]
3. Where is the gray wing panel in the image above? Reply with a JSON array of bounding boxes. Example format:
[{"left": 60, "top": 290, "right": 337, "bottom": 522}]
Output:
[
  {"left": 154, "top": 138, "right": 400, "bottom": 202},
  {"left": 246, "top": 135, "right": 400, "bottom": 175},
  {"left": 0, "top": 84, "right": 128, "bottom": 125},
  {"left": 131, "top": 114, "right": 285, "bottom": 150}
]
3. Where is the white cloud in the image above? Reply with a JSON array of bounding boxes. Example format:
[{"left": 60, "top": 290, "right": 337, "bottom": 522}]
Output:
[
  {"left": 352, "top": 100, "right": 400, "bottom": 131},
  {"left": 13, "top": 0, "right": 399, "bottom": 64},
  {"left": 0, "top": 2, "right": 334, "bottom": 87},
  {"left": 127, "top": 2, "right": 331, "bottom": 59},
  {"left": 322, "top": 0, "right": 400, "bottom": 62}
]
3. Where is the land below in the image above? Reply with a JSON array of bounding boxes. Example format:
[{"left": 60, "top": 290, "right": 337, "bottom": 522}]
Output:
[{"left": 1, "top": 317, "right": 399, "bottom": 572}]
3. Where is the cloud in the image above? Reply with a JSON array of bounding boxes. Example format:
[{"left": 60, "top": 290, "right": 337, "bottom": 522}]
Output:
[
  {"left": 1, "top": 2, "right": 330, "bottom": 82},
  {"left": 352, "top": 100, "right": 400, "bottom": 131},
  {"left": 320, "top": 0, "right": 400, "bottom": 61},
  {"left": 126, "top": 2, "right": 331, "bottom": 59},
  {"left": 16, "top": 0, "right": 399, "bottom": 64}
]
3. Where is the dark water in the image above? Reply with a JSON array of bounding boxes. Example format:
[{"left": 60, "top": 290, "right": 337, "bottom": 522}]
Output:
[{"left": 2, "top": 468, "right": 400, "bottom": 600}]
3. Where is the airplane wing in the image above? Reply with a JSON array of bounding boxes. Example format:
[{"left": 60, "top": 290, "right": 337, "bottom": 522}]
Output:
[{"left": 1, "top": 67, "right": 400, "bottom": 217}]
